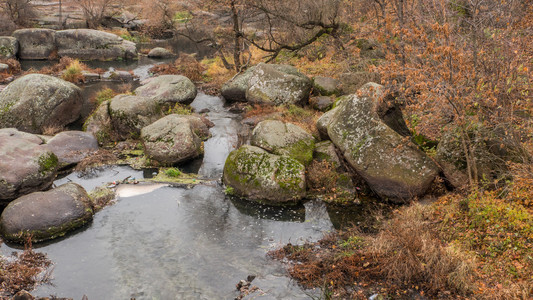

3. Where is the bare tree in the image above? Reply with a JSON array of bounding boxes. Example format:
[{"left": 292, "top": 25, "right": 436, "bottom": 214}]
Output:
[
  {"left": 73, "top": 0, "right": 117, "bottom": 28},
  {"left": 1, "top": 0, "right": 35, "bottom": 26}
]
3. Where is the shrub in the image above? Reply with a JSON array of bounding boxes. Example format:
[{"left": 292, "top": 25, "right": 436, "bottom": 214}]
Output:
[
  {"left": 61, "top": 60, "right": 85, "bottom": 83},
  {"left": 164, "top": 168, "right": 181, "bottom": 178}
]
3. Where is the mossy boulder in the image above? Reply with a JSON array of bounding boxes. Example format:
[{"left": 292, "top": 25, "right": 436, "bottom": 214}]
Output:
[
  {"left": 0, "top": 128, "right": 59, "bottom": 204},
  {"left": 140, "top": 114, "right": 203, "bottom": 164},
  {"left": 314, "top": 140, "right": 341, "bottom": 167},
  {"left": 327, "top": 83, "right": 438, "bottom": 201},
  {"left": 0, "top": 74, "right": 83, "bottom": 134},
  {"left": 223, "top": 145, "right": 306, "bottom": 204},
  {"left": 251, "top": 120, "right": 315, "bottom": 165},
  {"left": 0, "top": 36, "right": 18, "bottom": 59},
  {"left": 312, "top": 76, "right": 341, "bottom": 96},
  {"left": 55, "top": 29, "right": 137, "bottom": 60},
  {"left": 0, "top": 183, "right": 93, "bottom": 243},
  {"left": 109, "top": 94, "right": 164, "bottom": 140},
  {"left": 134, "top": 75, "right": 197, "bottom": 105},
  {"left": 13, "top": 28, "right": 56, "bottom": 59}
]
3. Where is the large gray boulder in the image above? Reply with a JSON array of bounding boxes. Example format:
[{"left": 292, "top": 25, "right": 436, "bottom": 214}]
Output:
[
  {"left": 246, "top": 63, "right": 312, "bottom": 106},
  {"left": 251, "top": 120, "right": 315, "bottom": 165},
  {"left": 221, "top": 63, "right": 312, "bottom": 105},
  {"left": 134, "top": 75, "right": 197, "bottom": 105},
  {"left": 221, "top": 67, "right": 255, "bottom": 102},
  {"left": 55, "top": 29, "right": 137, "bottom": 60},
  {"left": 0, "top": 183, "right": 93, "bottom": 243},
  {"left": 147, "top": 47, "right": 175, "bottom": 58},
  {"left": 0, "top": 36, "right": 18, "bottom": 59},
  {"left": 140, "top": 114, "right": 203, "bottom": 164},
  {"left": 327, "top": 83, "right": 438, "bottom": 200},
  {"left": 0, "top": 74, "right": 83, "bottom": 134},
  {"left": 223, "top": 145, "right": 306, "bottom": 204},
  {"left": 0, "top": 128, "right": 59, "bottom": 204},
  {"left": 109, "top": 94, "right": 163, "bottom": 140},
  {"left": 13, "top": 29, "right": 56, "bottom": 60},
  {"left": 316, "top": 106, "right": 338, "bottom": 140},
  {"left": 45, "top": 131, "right": 99, "bottom": 167}
]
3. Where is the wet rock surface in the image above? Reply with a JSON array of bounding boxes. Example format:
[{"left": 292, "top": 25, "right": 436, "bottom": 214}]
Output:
[
  {"left": 0, "top": 74, "right": 83, "bottom": 134},
  {"left": 0, "top": 183, "right": 93, "bottom": 243},
  {"left": 0, "top": 128, "right": 58, "bottom": 204}
]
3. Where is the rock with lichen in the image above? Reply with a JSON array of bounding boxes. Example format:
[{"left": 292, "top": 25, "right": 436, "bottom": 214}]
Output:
[
  {"left": 251, "top": 120, "right": 315, "bottom": 166},
  {"left": 0, "top": 74, "right": 83, "bottom": 134},
  {"left": 223, "top": 145, "right": 306, "bottom": 204},
  {"left": 327, "top": 83, "right": 438, "bottom": 201}
]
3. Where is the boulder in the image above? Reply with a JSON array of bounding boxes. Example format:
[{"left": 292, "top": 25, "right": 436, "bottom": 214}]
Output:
[
  {"left": 354, "top": 38, "right": 386, "bottom": 59},
  {"left": 246, "top": 63, "right": 312, "bottom": 106},
  {"left": 221, "top": 63, "right": 312, "bottom": 105},
  {"left": 147, "top": 47, "right": 175, "bottom": 58},
  {"left": 309, "top": 96, "right": 334, "bottom": 112},
  {"left": 0, "top": 183, "right": 93, "bottom": 243},
  {"left": 109, "top": 94, "right": 163, "bottom": 140},
  {"left": 0, "top": 36, "right": 18, "bottom": 59},
  {"left": 134, "top": 75, "right": 197, "bottom": 105},
  {"left": 83, "top": 100, "right": 113, "bottom": 145},
  {"left": 0, "top": 63, "right": 8, "bottom": 72},
  {"left": 221, "top": 67, "right": 255, "bottom": 102},
  {"left": 313, "top": 140, "right": 341, "bottom": 168},
  {"left": 312, "top": 76, "right": 341, "bottom": 96},
  {"left": 0, "top": 128, "right": 58, "bottom": 204},
  {"left": 327, "top": 83, "right": 438, "bottom": 200},
  {"left": 0, "top": 74, "right": 83, "bottom": 134},
  {"left": 316, "top": 106, "right": 338, "bottom": 140},
  {"left": 223, "top": 145, "right": 306, "bottom": 204},
  {"left": 251, "top": 120, "right": 315, "bottom": 165},
  {"left": 140, "top": 114, "right": 203, "bottom": 164},
  {"left": 55, "top": 29, "right": 137, "bottom": 60},
  {"left": 13, "top": 29, "right": 56, "bottom": 59},
  {"left": 45, "top": 131, "right": 99, "bottom": 167}
]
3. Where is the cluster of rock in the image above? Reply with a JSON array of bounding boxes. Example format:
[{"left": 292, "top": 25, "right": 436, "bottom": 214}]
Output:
[
  {"left": 0, "top": 71, "right": 204, "bottom": 243},
  {"left": 222, "top": 63, "right": 440, "bottom": 205},
  {"left": 0, "top": 128, "right": 98, "bottom": 243},
  {"left": 84, "top": 74, "right": 211, "bottom": 164},
  {"left": 0, "top": 28, "right": 137, "bottom": 60}
]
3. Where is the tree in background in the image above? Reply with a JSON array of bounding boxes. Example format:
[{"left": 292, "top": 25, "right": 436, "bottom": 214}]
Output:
[{"left": 1, "top": 0, "right": 35, "bottom": 26}]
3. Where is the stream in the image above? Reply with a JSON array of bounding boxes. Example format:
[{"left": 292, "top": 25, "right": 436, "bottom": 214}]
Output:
[{"left": 1, "top": 60, "right": 365, "bottom": 300}]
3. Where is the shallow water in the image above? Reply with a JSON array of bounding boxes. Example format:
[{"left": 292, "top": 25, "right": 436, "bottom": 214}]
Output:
[{"left": 0, "top": 76, "right": 367, "bottom": 299}]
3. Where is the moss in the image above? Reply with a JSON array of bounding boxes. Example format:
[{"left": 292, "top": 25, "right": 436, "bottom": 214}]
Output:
[
  {"left": 148, "top": 169, "right": 204, "bottom": 185},
  {"left": 38, "top": 152, "right": 58, "bottom": 175},
  {"left": 89, "top": 186, "right": 116, "bottom": 212},
  {"left": 164, "top": 167, "right": 182, "bottom": 177},
  {"left": 286, "top": 138, "right": 315, "bottom": 166}
]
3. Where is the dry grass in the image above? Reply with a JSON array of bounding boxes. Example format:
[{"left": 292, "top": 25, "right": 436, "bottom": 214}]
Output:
[
  {"left": 0, "top": 241, "right": 51, "bottom": 297},
  {"left": 149, "top": 54, "right": 206, "bottom": 82},
  {"left": 75, "top": 149, "right": 118, "bottom": 172},
  {"left": 42, "top": 124, "right": 66, "bottom": 136},
  {"left": 368, "top": 204, "right": 476, "bottom": 295}
]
